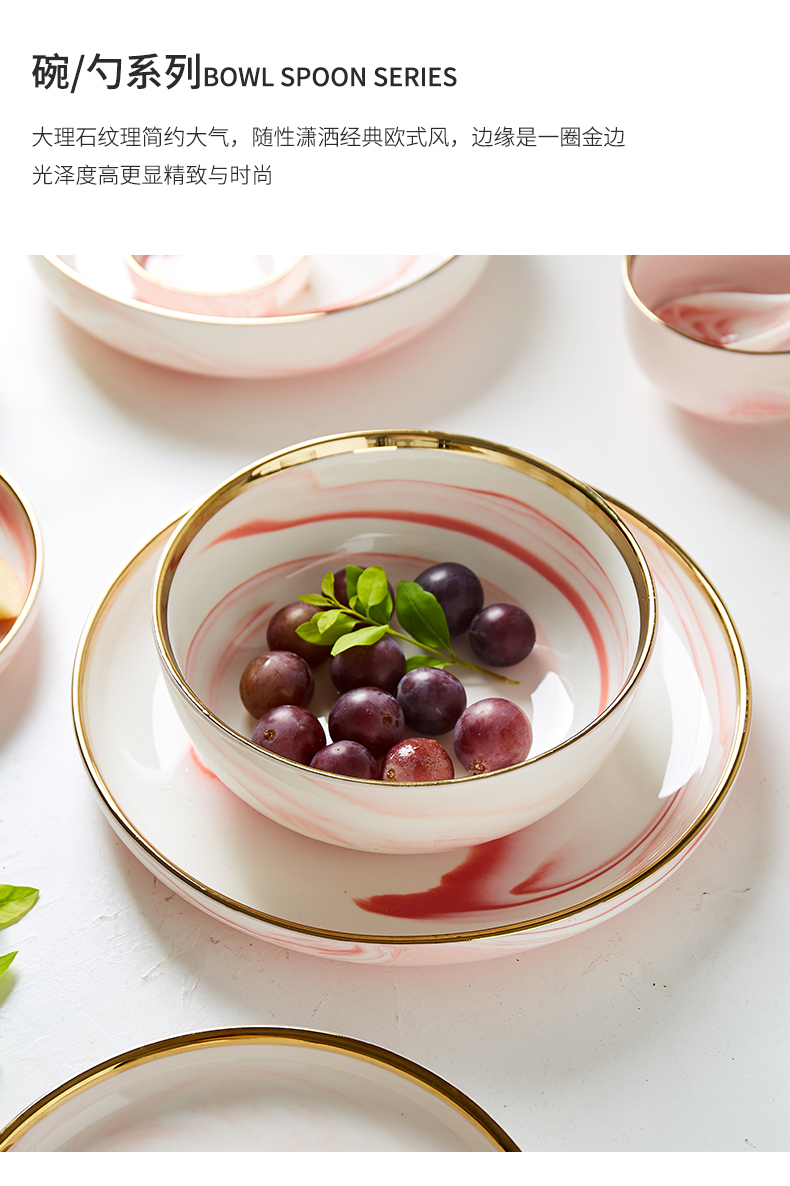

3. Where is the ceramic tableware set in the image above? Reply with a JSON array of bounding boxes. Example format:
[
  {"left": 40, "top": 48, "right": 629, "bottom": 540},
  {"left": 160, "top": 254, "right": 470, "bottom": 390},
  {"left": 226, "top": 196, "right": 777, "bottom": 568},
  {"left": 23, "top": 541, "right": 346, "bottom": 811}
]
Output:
[{"left": 0, "top": 255, "right": 761, "bottom": 1152}]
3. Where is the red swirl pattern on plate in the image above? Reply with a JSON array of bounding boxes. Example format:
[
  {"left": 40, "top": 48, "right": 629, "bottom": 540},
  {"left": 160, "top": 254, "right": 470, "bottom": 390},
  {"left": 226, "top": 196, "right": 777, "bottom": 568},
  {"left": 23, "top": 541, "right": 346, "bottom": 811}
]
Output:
[{"left": 75, "top": 485, "right": 742, "bottom": 964}]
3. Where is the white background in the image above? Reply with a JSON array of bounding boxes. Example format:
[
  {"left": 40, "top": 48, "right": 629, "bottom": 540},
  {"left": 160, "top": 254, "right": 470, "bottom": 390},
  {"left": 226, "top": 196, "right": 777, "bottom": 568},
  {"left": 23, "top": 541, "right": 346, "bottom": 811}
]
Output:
[
  {"left": 6, "top": 0, "right": 790, "bottom": 250},
  {"left": 2, "top": 0, "right": 790, "bottom": 1177}
]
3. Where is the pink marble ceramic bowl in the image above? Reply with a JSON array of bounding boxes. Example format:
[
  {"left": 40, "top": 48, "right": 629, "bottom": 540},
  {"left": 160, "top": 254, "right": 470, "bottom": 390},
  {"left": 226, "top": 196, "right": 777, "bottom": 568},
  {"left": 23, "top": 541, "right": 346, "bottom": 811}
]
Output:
[
  {"left": 32, "top": 256, "right": 488, "bottom": 378},
  {"left": 152, "top": 431, "right": 657, "bottom": 855},
  {"left": 624, "top": 255, "right": 790, "bottom": 422},
  {"left": 0, "top": 468, "right": 43, "bottom": 676},
  {"left": 124, "top": 254, "right": 309, "bottom": 318}
]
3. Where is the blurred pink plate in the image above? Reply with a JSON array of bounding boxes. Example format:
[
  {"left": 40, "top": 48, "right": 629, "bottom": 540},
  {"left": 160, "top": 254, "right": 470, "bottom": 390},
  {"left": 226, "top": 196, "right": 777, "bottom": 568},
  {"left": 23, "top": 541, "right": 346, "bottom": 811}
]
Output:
[
  {"left": 72, "top": 498, "right": 749, "bottom": 967},
  {"left": 0, "top": 468, "right": 43, "bottom": 676},
  {"left": 0, "top": 1027, "right": 517, "bottom": 1151},
  {"left": 32, "top": 254, "right": 488, "bottom": 378}
]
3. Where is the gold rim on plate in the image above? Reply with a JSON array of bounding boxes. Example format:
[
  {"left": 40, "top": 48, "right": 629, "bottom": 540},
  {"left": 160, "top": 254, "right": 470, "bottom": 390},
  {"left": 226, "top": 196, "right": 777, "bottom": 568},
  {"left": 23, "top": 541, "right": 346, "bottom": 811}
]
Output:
[
  {"left": 71, "top": 457, "right": 748, "bottom": 947},
  {"left": 0, "top": 1026, "right": 520, "bottom": 1152},
  {"left": 0, "top": 467, "right": 44, "bottom": 664},
  {"left": 152, "top": 430, "right": 658, "bottom": 788}
]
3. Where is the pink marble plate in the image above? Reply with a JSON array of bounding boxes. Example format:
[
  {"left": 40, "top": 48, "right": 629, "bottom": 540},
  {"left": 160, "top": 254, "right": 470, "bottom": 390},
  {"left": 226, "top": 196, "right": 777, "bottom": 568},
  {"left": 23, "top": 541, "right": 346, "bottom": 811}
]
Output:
[
  {"left": 32, "top": 255, "right": 489, "bottom": 378},
  {"left": 72, "top": 497, "right": 749, "bottom": 966},
  {"left": 0, "top": 1027, "right": 517, "bottom": 1151}
]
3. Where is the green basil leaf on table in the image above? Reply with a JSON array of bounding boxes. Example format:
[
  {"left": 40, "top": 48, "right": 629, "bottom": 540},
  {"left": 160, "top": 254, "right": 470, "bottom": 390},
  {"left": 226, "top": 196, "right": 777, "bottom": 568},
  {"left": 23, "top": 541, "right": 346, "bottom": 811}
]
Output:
[{"left": 0, "top": 885, "right": 39, "bottom": 928}]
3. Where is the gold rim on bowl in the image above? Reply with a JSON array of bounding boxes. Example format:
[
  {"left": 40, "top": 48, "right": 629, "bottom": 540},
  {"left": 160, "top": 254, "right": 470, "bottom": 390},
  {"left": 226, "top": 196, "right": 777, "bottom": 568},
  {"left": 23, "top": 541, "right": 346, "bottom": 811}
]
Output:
[
  {"left": 623, "top": 255, "right": 790, "bottom": 356},
  {"left": 124, "top": 253, "right": 307, "bottom": 299},
  {"left": 0, "top": 1026, "right": 519, "bottom": 1152},
  {"left": 152, "top": 429, "right": 658, "bottom": 788}
]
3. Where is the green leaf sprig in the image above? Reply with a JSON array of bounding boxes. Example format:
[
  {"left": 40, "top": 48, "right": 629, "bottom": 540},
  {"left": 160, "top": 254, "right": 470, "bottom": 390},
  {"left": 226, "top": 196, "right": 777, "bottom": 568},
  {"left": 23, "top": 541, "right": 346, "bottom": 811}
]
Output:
[
  {"left": 0, "top": 884, "right": 39, "bottom": 977},
  {"left": 296, "top": 565, "right": 518, "bottom": 684}
]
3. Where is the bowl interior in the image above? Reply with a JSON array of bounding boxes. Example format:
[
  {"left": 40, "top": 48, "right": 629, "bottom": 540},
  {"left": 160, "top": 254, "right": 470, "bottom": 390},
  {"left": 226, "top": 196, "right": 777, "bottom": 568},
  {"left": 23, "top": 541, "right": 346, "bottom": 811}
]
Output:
[
  {"left": 630, "top": 255, "right": 790, "bottom": 318},
  {"left": 161, "top": 439, "right": 649, "bottom": 777}
]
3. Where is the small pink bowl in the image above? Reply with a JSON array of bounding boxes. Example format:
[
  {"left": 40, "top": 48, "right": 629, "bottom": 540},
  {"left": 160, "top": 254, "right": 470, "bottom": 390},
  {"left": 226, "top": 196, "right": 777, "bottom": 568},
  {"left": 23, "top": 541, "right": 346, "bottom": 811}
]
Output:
[
  {"left": 623, "top": 255, "right": 790, "bottom": 422},
  {"left": 124, "top": 254, "right": 309, "bottom": 318},
  {"left": 0, "top": 469, "right": 43, "bottom": 676}
]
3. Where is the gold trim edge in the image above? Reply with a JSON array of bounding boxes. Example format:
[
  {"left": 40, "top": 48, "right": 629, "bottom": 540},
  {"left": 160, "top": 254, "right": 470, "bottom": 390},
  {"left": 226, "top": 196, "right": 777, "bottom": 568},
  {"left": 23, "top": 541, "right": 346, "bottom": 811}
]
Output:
[
  {"left": 40, "top": 254, "right": 464, "bottom": 326},
  {"left": 0, "top": 1026, "right": 519, "bottom": 1152},
  {"left": 70, "top": 464, "right": 749, "bottom": 949},
  {"left": 152, "top": 429, "right": 658, "bottom": 789},
  {"left": 623, "top": 255, "right": 790, "bottom": 356}
]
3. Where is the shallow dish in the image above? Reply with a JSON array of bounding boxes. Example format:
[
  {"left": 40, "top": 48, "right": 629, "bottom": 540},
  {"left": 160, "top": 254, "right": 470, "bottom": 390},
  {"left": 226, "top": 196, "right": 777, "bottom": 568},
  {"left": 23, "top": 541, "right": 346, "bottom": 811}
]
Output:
[
  {"left": 72, "top": 495, "right": 748, "bottom": 964},
  {"left": 624, "top": 255, "right": 790, "bottom": 421},
  {"left": 152, "top": 431, "right": 656, "bottom": 854},
  {"left": 0, "top": 468, "right": 43, "bottom": 676},
  {"left": 32, "top": 255, "right": 488, "bottom": 378},
  {"left": 124, "top": 253, "right": 310, "bottom": 317},
  {"left": 0, "top": 1027, "right": 517, "bottom": 1151}
]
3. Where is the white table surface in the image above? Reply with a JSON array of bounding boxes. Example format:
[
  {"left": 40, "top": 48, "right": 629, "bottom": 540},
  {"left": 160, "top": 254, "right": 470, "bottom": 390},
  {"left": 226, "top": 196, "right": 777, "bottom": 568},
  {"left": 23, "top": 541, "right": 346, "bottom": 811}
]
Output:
[{"left": 0, "top": 254, "right": 787, "bottom": 1154}]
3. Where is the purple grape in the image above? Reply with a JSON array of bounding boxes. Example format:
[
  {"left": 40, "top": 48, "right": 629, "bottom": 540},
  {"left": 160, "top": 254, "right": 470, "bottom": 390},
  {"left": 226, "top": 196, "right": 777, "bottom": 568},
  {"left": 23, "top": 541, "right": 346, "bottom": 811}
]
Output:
[
  {"left": 381, "top": 737, "right": 455, "bottom": 783},
  {"left": 328, "top": 687, "right": 404, "bottom": 757},
  {"left": 453, "top": 698, "right": 532, "bottom": 774},
  {"left": 267, "top": 601, "right": 331, "bottom": 667},
  {"left": 334, "top": 568, "right": 394, "bottom": 615},
  {"left": 468, "top": 604, "right": 536, "bottom": 667},
  {"left": 330, "top": 638, "right": 405, "bottom": 695},
  {"left": 310, "top": 740, "right": 380, "bottom": 779},
  {"left": 239, "top": 650, "right": 314, "bottom": 719},
  {"left": 251, "top": 705, "right": 326, "bottom": 764},
  {"left": 396, "top": 668, "right": 467, "bottom": 735},
  {"left": 414, "top": 562, "right": 484, "bottom": 637}
]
